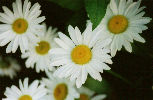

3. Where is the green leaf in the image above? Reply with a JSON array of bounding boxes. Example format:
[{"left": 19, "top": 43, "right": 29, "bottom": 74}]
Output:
[
  {"left": 85, "top": 0, "right": 108, "bottom": 29},
  {"left": 47, "top": 0, "right": 83, "bottom": 11},
  {"left": 84, "top": 77, "right": 111, "bottom": 94}
]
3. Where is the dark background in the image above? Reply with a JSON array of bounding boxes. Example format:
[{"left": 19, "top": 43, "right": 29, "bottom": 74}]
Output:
[{"left": 0, "top": 0, "right": 152, "bottom": 100}]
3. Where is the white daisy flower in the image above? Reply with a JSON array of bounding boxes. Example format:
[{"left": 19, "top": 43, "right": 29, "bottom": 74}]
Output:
[
  {"left": 77, "top": 86, "right": 106, "bottom": 100},
  {"left": 97, "top": 0, "right": 152, "bottom": 56},
  {"left": 41, "top": 72, "right": 79, "bottom": 100},
  {"left": 49, "top": 22, "right": 112, "bottom": 88},
  {"left": 0, "top": 56, "right": 20, "bottom": 79},
  {"left": 21, "top": 24, "right": 58, "bottom": 73},
  {"left": 0, "top": 0, "right": 45, "bottom": 53},
  {"left": 3, "top": 78, "right": 47, "bottom": 100}
]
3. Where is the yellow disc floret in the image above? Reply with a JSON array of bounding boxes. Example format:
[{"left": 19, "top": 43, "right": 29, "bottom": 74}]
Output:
[
  {"left": 12, "top": 18, "right": 28, "bottom": 34},
  {"left": 53, "top": 83, "right": 68, "bottom": 100},
  {"left": 80, "top": 94, "right": 90, "bottom": 100},
  {"left": 71, "top": 45, "right": 92, "bottom": 65},
  {"left": 108, "top": 15, "right": 128, "bottom": 34},
  {"left": 19, "top": 95, "right": 32, "bottom": 100},
  {"left": 35, "top": 41, "right": 50, "bottom": 55}
]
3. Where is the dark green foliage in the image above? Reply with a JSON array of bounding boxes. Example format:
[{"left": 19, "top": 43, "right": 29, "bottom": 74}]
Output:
[{"left": 84, "top": 0, "right": 108, "bottom": 29}]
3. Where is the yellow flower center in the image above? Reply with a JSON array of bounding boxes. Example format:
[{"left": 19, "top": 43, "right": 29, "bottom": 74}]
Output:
[
  {"left": 108, "top": 15, "right": 128, "bottom": 34},
  {"left": 35, "top": 41, "right": 50, "bottom": 55},
  {"left": 53, "top": 83, "right": 68, "bottom": 100},
  {"left": 18, "top": 95, "right": 32, "bottom": 100},
  {"left": 71, "top": 45, "right": 92, "bottom": 65},
  {"left": 12, "top": 18, "right": 28, "bottom": 34},
  {"left": 80, "top": 94, "right": 90, "bottom": 100}
]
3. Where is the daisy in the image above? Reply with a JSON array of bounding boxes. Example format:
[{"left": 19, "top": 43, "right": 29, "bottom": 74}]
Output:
[
  {"left": 97, "top": 0, "right": 152, "bottom": 56},
  {"left": 0, "top": 56, "right": 20, "bottom": 79},
  {"left": 49, "top": 22, "right": 112, "bottom": 88},
  {"left": 77, "top": 86, "right": 106, "bottom": 100},
  {"left": 0, "top": 0, "right": 45, "bottom": 53},
  {"left": 3, "top": 78, "right": 47, "bottom": 100},
  {"left": 41, "top": 71, "right": 79, "bottom": 100},
  {"left": 21, "top": 23, "right": 58, "bottom": 73}
]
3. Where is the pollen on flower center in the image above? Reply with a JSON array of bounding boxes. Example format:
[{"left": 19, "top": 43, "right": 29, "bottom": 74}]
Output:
[
  {"left": 108, "top": 15, "right": 128, "bottom": 34},
  {"left": 12, "top": 18, "right": 28, "bottom": 34},
  {"left": 35, "top": 41, "right": 50, "bottom": 55},
  {"left": 53, "top": 83, "right": 68, "bottom": 100},
  {"left": 18, "top": 95, "right": 32, "bottom": 100},
  {"left": 71, "top": 45, "right": 92, "bottom": 65},
  {"left": 80, "top": 94, "right": 90, "bottom": 100}
]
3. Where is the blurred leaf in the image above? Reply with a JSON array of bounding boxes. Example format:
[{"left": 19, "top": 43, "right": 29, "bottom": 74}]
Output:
[
  {"left": 84, "top": 77, "right": 111, "bottom": 94},
  {"left": 65, "top": 9, "right": 87, "bottom": 34},
  {"left": 85, "top": 0, "right": 108, "bottom": 29},
  {"left": 47, "top": 0, "right": 83, "bottom": 11}
]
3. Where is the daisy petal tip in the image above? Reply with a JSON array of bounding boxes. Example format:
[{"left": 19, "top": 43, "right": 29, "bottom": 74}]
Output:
[
  {"left": 111, "top": 52, "right": 116, "bottom": 57},
  {"left": 98, "top": 78, "right": 102, "bottom": 81},
  {"left": 109, "top": 61, "right": 113, "bottom": 65},
  {"left": 2, "top": 6, "right": 6, "bottom": 9},
  {"left": 68, "top": 25, "right": 73, "bottom": 28},
  {"left": 12, "top": 50, "right": 16, "bottom": 53},
  {"left": 68, "top": 25, "right": 74, "bottom": 31},
  {"left": 106, "top": 67, "right": 111, "bottom": 70},
  {"left": 6, "top": 51, "right": 10, "bottom": 54},
  {"left": 58, "top": 32, "right": 63, "bottom": 35},
  {"left": 76, "top": 84, "right": 81, "bottom": 88},
  {"left": 141, "top": 39, "right": 146, "bottom": 43},
  {"left": 128, "top": 50, "right": 132, "bottom": 53}
]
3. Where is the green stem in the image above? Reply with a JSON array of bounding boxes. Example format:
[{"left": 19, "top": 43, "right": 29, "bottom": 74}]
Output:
[{"left": 107, "top": 70, "right": 132, "bottom": 85}]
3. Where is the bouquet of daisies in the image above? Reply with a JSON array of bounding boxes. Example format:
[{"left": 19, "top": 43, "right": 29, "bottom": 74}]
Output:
[{"left": 0, "top": 0, "right": 152, "bottom": 100}]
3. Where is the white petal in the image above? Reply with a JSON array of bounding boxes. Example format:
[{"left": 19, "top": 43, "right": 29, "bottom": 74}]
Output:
[
  {"left": 49, "top": 48, "right": 68, "bottom": 55},
  {"left": 0, "top": 13, "right": 13, "bottom": 23},
  {"left": 0, "top": 24, "right": 11, "bottom": 31},
  {"left": 81, "top": 66, "right": 88, "bottom": 84},
  {"left": 21, "top": 36, "right": 28, "bottom": 50},
  {"left": 111, "top": 42, "right": 117, "bottom": 57},
  {"left": 119, "top": 0, "right": 126, "bottom": 14},
  {"left": 6, "top": 41, "right": 13, "bottom": 53},
  {"left": 58, "top": 32, "right": 75, "bottom": 48},
  {"left": 124, "top": 2, "right": 137, "bottom": 17},
  {"left": 89, "top": 30, "right": 101, "bottom": 48},
  {"left": 12, "top": 36, "right": 19, "bottom": 53},
  {"left": 95, "top": 38, "right": 112, "bottom": 48},
  {"left": 86, "top": 65, "right": 102, "bottom": 81},
  {"left": 12, "top": 2, "right": 19, "bottom": 18},
  {"left": 75, "top": 26, "right": 83, "bottom": 44},
  {"left": 54, "top": 38, "right": 70, "bottom": 49},
  {"left": 16, "top": 0, "right": 23, "bottom": 17},
  {"left": 92, "top": 94, "right": 106, "bottom": 100},
  {"left": 68, "top": 25, "right": 79, "bottom": 45},
  {"left": 123, "top": 40, "right": 132, "bottom": 52},
  {"left": 2, "top": 6, "right": 14, "bottom": 19},
  {"left": 133, "top": 33, "right": 145, "bottom": 43},
  {"left": 110, "top": 0, "right": 118, "bottom": 15},
  {"left": 82, "top": 22, "right": 93, "bottom": 45},
  {"left": 23, "top": 0, "right": 31, "bottom": 18},
  {"left": 50, "top": 59, "right": 70, "bottom": 66}
]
